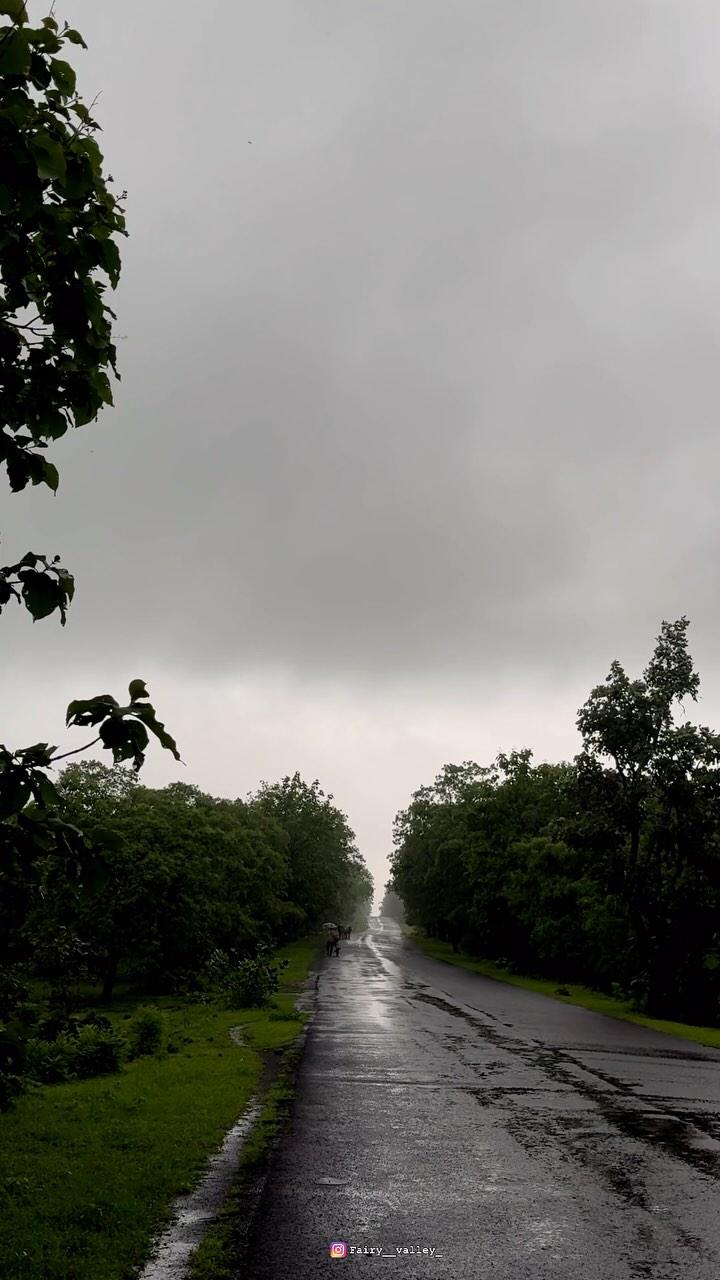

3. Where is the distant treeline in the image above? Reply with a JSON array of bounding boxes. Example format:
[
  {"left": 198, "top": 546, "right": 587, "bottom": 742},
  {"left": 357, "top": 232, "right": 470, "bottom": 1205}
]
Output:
[
  {"left": 379, "top": 888, "right": 406, "bottom": 924},
  {"left": 389, "top": 619, "right": 720, "bottom": 1024},
  {"left": 3, "top": 765, "right": 373, "bottom": 1004}
]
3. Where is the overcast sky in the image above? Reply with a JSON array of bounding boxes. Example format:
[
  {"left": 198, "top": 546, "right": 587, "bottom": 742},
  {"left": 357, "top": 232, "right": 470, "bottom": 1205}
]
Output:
[{"left": 5, "top": 1, "right": 720, "bottom": 903}]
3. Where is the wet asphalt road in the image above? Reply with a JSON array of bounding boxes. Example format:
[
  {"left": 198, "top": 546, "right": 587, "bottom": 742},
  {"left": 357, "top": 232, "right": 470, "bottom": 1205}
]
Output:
[{"left": 243, "top": 919, "right": 720, "bottom": 1278}]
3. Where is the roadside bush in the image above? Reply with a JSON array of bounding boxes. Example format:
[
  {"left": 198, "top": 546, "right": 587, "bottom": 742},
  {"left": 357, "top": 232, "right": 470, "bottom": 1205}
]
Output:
[
  {"left": 25, "top": 1035, "right": 75, "bottom": 1084},
  {"left": 35, "top": 1011, "right": 76, "bottom": 1043},
  {"left": 0, "top": 969, "right": 31, "bottom": 1022},
  {"left": 72, "top": 1024, "right": 126, "bottom": 1078},
  {"left": 26, "top": 1025, "right": 125, "bottom": 1083},
  {"left": 36, "top": 1010, "right": 113, "bottom": 1043},
  {"left": 0, "top": 1027, "right": 26, "bottom": 1110},
  {"left": 219, "top": 949, "right": 289, "bottom": 1009},
  {"left": 127, "top": 1006, "right": 165, "bottom": 1058}
]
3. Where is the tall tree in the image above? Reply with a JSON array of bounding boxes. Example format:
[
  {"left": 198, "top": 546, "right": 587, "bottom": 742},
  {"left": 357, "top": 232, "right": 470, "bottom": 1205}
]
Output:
[
  {"left": 252, "top": 774, "right": 372, "bottom": 932},
  {"left": 576, "top": 617, "right": 720, "bottom": 1012}
]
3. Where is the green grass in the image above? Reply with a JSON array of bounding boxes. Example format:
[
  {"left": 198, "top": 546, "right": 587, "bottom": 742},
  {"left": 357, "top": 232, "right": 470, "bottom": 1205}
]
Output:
[
  {"left": 0, "top": 938, "right": 321, "bottom": 1280},
  {"left": 187, "top": 1052, "right": 302, "bottom": 1280},
  {"left": 412, "top": 934, "right": 720, "bottom": 1050}
]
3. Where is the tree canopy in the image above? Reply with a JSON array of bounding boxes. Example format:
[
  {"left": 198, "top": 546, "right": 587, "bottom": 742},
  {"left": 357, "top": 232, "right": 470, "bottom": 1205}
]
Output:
[
  {"left": 6, "top": 763, "right": 373, "bottom": 1002},
  {"left": 390, "top": 619, "right": 720, "bottom": 1022}
]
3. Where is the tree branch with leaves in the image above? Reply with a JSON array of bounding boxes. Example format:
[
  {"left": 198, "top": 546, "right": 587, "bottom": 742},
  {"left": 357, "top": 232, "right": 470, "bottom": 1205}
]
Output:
[{"left": 0, "top": 5, "right": 179, "bottom": 870}]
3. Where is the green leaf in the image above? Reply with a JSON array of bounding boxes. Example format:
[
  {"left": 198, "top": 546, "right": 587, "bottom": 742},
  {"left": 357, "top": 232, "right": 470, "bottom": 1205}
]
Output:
[
  {"left": 88, "top": 367, "right": 113, "bottom": 405},
  {"left": 37, "top": 409, "right": 69, "bottom": 441},
  {"left": 66, "top": 695, "right": 118, "bottom": 727},
  {"left": 0, "top": 88, "right": 33, "bottom": 127},
  {"left": 0, "top": 27, "right": 30, "bottom": 73},
  {"left": 30, "top": 772, "right": 60, "bottom": 808},
  {"left": 96, "top": 715, "right": 149, "bottom": 770},
  {"left": 29, "top": 132, "right": 66, "bottom": 182},
  {"left": 0, "top": 771, "right": 32, "bottom": 819},
  {"left": 64, "top": 28, "right": 88, "bottom": 48},
  {"left": 76, "top": 133, "right": 103, "bottom": 175},
  {"left": 40, "top": 459, "right": 59, "bottom": 492},
  {"left": 128, "top": 679, "right": 149, "bottom": 703},
  {"left": 97, "top": 238, "right": 121, "bottom": 287},
  {"left": 17, "top": 742, "right": 54, "bottom": 763},
  {"left": 28, "top": 48, "right": 51, "bottom": 88},
  {"left": 131, "top": 704, "right": 182, "bottom": 762},
  {"left": 0, "top": 1, "right": 28, "bottom": 22},
  {"left": 18, "top": 569, "right": 63, "bottom": 621},
  {"left": 62, "top": 154, "right": 93, "bottom": 200},
  {"left": 98, "top": 715, "right": 129, "bottom": 751},
  {"left": 127, "top": 720, "right": 149, "bottom": 756},
  {"left": 57, "top": 569, "right": 75, "bottom": 602},
  {"left": 50, "top": 56, "right": 75, "bottom": 95}
]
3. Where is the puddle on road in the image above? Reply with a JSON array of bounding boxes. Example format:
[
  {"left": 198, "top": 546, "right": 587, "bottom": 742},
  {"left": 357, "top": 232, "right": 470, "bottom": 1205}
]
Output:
[{"left": 364, "top": 933, "right": 405, "bottom": 984}]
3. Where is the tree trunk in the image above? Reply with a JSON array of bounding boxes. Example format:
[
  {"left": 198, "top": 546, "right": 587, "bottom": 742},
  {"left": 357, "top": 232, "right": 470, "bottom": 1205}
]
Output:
[{"left": 101, "top": 955, "right": 117, "bottom": 1003}]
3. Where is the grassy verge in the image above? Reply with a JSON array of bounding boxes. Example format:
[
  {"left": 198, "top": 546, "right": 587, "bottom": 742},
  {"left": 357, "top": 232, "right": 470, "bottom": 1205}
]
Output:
[
  {"left": 412, "top": 934, "right": 720, "bottom": 1051},
  {"left": 0, "top": 938, "right": 320, "bottom": 1280},
  {"left": 187, "top": 1042, "right": 304, "bottom": 1280}
]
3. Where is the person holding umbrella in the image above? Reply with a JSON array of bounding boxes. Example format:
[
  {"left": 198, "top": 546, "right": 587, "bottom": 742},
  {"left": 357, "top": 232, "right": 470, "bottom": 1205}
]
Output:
[{"left": 323, "top": 923, "right": 339, "bottom": 957}]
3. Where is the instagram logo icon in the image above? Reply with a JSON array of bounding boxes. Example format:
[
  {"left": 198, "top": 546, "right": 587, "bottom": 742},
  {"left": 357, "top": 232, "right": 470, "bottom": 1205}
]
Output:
[{"left": 329, "top": 1241, "right": 348, "bottom": 1259}]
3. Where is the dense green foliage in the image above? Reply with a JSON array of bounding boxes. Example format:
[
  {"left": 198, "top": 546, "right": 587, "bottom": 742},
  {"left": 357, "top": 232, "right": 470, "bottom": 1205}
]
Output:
[
  {"left": 25, "top": 1018, "right": 125, "bottom": 1083},
  {"left": 0, "top": 6, "right": 123, "bottom": 507},
  {"left": 390, "top": 619, "right": 720, "bottom": 1023},
  {"left": 0, "top": 943, "right": 315, "bottom": 1280},
  {"left": 0, "top": 9, "right": 179, "bottom": 911},
  {"left": 214, "top": 949, "right": 289, "bottom": 1010},
  {"left": 0, "top": 760, "right": 371, "bottom": 1105},
  {"left": 253, "top": 773, "right": 373, "bottom": 932},
  {"left": 6, "top": 763, "right": 371, "bottom": 1003}
]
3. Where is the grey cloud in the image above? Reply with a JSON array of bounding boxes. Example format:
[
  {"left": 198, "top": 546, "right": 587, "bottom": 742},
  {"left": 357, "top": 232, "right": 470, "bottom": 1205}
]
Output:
[{"left": 6, "top": 0, "right": 720, "bottom": 888}]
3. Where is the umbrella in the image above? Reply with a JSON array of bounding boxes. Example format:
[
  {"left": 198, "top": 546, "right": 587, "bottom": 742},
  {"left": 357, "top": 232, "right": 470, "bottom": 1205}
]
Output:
[{"left": 322, "top": 922, "right": 338, "bottom": 930}]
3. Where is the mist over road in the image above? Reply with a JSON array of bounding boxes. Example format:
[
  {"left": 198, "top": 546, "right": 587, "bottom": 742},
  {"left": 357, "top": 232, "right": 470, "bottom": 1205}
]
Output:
[{"left": 244, "top": 920, "right": 720, "bottom": 1278}]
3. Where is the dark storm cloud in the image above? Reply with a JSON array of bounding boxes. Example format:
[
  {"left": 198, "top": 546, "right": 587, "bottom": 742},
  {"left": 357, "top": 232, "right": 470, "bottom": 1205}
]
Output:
[
  {"left": 6, "top": 0, "right": 720, "bottom": 685},
  {"left": 7, "top": 2, "right": 720, "bottom": 898}
]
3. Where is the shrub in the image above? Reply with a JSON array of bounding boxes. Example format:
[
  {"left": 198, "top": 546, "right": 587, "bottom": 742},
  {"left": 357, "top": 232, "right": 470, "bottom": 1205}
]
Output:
[
  {"left": 26, "top": 1025, "right": 125, "bottom": 1083},
  {"left": 0, "top": 969, "right": 31, "bottom": 1022},
  {"left": 25, "top": 1035, "right": 75, "bottom": 1084},
  {"left": 36, "top": 1010, "right": 80, "bottom": 1043},
  {"left": 220, "top": 949, "right": 289, "bottom": 1009},
  {"left": 72, "top": 1024, "right": 126, "bottom": 1078},
  {"left": 127, "top": 1006, "right": 165, "bottom": 1058},
  {"left": 0, "top": 1026, "right": 26, "bottom": 1110},
  {"left": 35, "top": 1009, "right": 114, "bottom": 1043}
]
